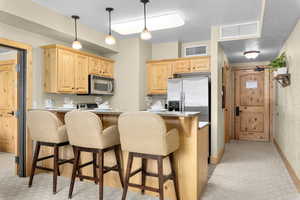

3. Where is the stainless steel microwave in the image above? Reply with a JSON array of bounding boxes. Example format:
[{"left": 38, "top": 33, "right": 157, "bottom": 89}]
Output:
[{"left": 88, "top": 75, "right": 114, "bottom": 95}]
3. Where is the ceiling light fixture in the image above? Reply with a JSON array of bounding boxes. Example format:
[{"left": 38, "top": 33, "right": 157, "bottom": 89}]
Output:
[
  {"left": 111, "top": 12, "right": 184, "bottom": 35},
  {"left": 71, "top": 15, "right": 82, "bottom": 50},
  {"left": 244, "top": 50, "right": 260, "bottom": 59},
  {"left": 140, "top": 0, "right": 151, "bottom": 40},
  {"left": 105, "top": 7, "right": 116, "bottom": 45}
]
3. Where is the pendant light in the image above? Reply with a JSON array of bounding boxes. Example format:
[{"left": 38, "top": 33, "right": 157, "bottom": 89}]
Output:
[
  {"left": 140, "top": 0, "right": 152, "bottom": 40},
  {"left": 244, "top": 50, "right": 260, "bottom": 59},
  {"left": 71, "top": 15, "right": 82, "bottom": 50},
  {"left": 105, "top": 7, "right": 116, "bottom": 45}
]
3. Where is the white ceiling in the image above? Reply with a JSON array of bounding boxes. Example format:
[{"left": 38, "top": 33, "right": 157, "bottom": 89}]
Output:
[
  {"left": 221, "top": 0, "right": 300, "bottom": 63},
  {"left": 32, "top": 0, "right": 262, "bottom": 43}
]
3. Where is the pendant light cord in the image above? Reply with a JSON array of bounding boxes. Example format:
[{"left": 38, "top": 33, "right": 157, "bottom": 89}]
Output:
[
  {"left": 143, "top": 2, "right": 147, "bottom": 30},
  {"left": 74, "top": 18, "right": 78, "bottom": 41},
  {"left": 109, "top": 11, "right": 112, "bottom": 35}
]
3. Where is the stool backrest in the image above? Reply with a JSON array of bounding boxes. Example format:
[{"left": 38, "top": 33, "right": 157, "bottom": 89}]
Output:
[
  {"left": 27, "top": 110, "right": 63, "bottom": 143},
  {"left": 65, "top": 110, "right": 103, "bottom": 148},
  {"left": 118, "top": 112, "right": 167, "bottom": 155}
]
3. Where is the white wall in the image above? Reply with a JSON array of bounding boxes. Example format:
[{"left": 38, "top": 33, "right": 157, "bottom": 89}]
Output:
[
  {"left": 210, "top": 26, "right": 228, "bottom": 157},
  {"left": 152, "top": 42, "right": 181, "bottom": 60},
  {"left": 111, "top": 38, "right": 151, "bottom": 111},
  {"left": 0, "top": 22, "right": 105, "bottom": 107},
  {"left": 274, "top": 20, "right": 300, "bottom": 178}
]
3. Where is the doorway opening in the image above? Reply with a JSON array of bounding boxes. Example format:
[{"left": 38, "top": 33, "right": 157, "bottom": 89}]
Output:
[{"left": 0, "top": 44, "right": 27, "bottom": 177}]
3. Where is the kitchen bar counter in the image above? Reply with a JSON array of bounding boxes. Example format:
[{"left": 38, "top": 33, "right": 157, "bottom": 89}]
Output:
[{"left": 30, "top": 108, "right": 208, "bottom": 200}]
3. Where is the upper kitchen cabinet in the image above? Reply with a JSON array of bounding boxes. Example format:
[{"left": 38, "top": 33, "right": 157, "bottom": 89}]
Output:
[
  {"left": 42, "top": 44, "right": 114, "bottom": 94},
  {"left": 147, "top": 61, "right": 173, "bottom": 95},
  {"left": 146, "top": 56, "right": 210, "bottom": 95}
]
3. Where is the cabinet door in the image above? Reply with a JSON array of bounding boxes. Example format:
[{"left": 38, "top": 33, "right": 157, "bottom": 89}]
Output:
[
  {"left": 75, "top": 54, "right": 89, "bottom": 94},
  {"left": 173, "top": 60, "right": 191, "bottom": 74},
  {"left": 101, "top": 60, "right": 114, "bottom": 78},
  {"left": 88, "top": 57, "right": 100, "bottom": 75},
  {"left": 57, "top": 49, "right": 75, "bottom": 93},
  {"left": 190, "top": 57, "right": 210, "bottom": 72},
  {"left": 147, "top": 62, "right": 173, "bottom": 94}
]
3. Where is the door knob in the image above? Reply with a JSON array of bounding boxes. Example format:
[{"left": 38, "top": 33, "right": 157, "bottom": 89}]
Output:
[{"left": 7, "top": 111, "right": 14, "bottom": 116}]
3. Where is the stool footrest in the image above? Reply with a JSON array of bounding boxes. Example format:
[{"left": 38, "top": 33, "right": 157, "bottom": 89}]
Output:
[
  {"left": 36, "top": 166, "right": 54, "bottom": 172},
  {"left": 130, "top": 168, "right": 142, "bottom": 177},
  {"left": 103, "top": 165, "right": 119, "bottom": 174},
  {"left": 58, "top": 159, "right": 74, "bottom": 165},
  {"left": 79, "top": 161, "right": 94, "bottom": 169},
  {"left": 128, "top": 183, "right": 159, "bottom": 193},
  {"left": 77, "top": 174, "right": 97, "bottom": 182},
  {"left": 37, "top": 155, "right": 54, "bottom": 161}
]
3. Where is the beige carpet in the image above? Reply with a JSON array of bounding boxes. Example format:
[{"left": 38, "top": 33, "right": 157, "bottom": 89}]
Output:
[
  {"left": 1, "top": 141, "right": 299, "bottom": 200},
  {"left": 202, "top": 141, "right": 300, "bottom": 200}
]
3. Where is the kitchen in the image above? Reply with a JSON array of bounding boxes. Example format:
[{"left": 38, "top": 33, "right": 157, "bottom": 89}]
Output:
[{"left": 1, "top": 0, "right": 300, "bottom": 200}]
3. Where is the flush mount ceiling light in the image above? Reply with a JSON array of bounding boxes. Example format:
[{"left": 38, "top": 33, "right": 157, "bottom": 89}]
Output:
[
  {"left": 140, "top": 0, "right": 151, "bottom": 40},
  {"left": 71, "top": 15, "right": 82, "bottom": 50},
  {"left": 105, "top": 7, "right": 116, "bottom": 45},
  {"left": 244, "top": 50, "right": 260, "bottom": 59},
  {"left": 111, "top": 12, "right": 184, "bottom": 36}
]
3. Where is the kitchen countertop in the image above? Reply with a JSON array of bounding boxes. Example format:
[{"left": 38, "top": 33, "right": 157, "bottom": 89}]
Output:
[{"left": 29, "top": 108, "right": 201, "bottom": 117}]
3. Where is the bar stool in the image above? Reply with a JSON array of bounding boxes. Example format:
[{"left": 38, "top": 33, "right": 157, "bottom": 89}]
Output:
[
  {"left": 118, "top": 112, "right": 180, "bottom": 200},
  {"left": 27, "top": 110, "right": 74, "bottom": 194},
  {"left": 64, "top": 110, "right": 124, "bottom": 200}
]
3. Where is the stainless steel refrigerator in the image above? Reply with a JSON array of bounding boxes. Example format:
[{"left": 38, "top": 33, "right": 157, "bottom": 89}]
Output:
[{"left": 167, "top": 76, "right": 211, "bottom": 158}]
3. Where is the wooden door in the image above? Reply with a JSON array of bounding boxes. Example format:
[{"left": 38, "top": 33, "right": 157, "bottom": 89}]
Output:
[
  {"left": 88, "top": 57, "right": 100, "bottom": 75},
  {"left": 0, "top": 60, "right": 17, "bottom": 153},
  {"left": 173, "top": 60, "right": 191, "bottom": 74},
  {"left": 57, "top": 49, "right": 75, "bottom": 93},
  {"left": 190, "top": 57, "right": 210, "bottom": 72},
  {"left": 75, "top": 54, "right": 89, "bottom": 94},
  {"left": 147, "top": 62, "right": 173, "bottom": 94},
  {"left": 235, "top": 69, "right": 270, "bottom": 141}
]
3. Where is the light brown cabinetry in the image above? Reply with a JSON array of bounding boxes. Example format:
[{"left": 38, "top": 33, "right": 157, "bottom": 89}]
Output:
[
  {"left": 42, "top": 44, "right": 114, "bottom": 94},
  {"left": 147, "top": 56, "right": 210, "bottom": 95},
  {"left": 147, "top": 62, "right": 173, "bottom": 94}
]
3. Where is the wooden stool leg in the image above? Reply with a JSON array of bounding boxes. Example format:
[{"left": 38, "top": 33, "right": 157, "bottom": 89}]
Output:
[
  {"left": 98, "top": 150, "right": 104, "bottom": 200},
  {"left": 158, "top": 156, "right": 164, "bottom": 200},
  {"left": 72, "top": 147, "right": 83, "bottom": 181},
  {"left": 141, "top": 158, "right": 147, "bottom": 194},
  {"left": 170, "top": 153, "right": 180, "bottom": 200},
  {"left": 122, "top": 152, "right": 134, "bottom": 200},
  {"left": 53, "top": 145, "right": 59, "bottom": 194},
  {"left": 114, "top": 146, "right": 124, "bottom": 188},
  {"left": 69, "top": 147, "right": 80, "bottom": 199},
  {"left": 28, "top": 141, "right": 41, "bottom": 187},
  {"left": 93, "top": 152, "right": 98, "bottom": 184}
]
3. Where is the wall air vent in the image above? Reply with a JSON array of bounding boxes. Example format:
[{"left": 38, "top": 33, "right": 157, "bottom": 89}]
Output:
[
  {"left": 184, "top": 45, "right": 208, "bottom": 57},
  {"left": 220, "top": 21, "right": 259, "bottom": 40}
]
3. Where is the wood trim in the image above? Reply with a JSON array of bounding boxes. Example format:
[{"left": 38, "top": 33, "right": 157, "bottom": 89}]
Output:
[
  {"left": 0, "top": 60, "right": 17, "bottom": 65},
  {"left": 210, "top": 147, "right": 225, "bottom": 164},
  {"left": 0, "top": 37, "right": 33, "bottom": 177},
  {"left": 231, "top": 66, "right": 257, "bottom": 71},
  {"left": 274, "top": 139, "right": 300, "bottom": 192},
  {"left": 147, "top": 56, "right": 210, "bottom": 64},
  {"left": 41, "top": 44, "right": 114, "bottom": 63}
]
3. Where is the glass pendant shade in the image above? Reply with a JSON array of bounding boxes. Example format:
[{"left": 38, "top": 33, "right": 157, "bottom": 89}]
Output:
[
  {"left": 105, "top": 35, "right": 116, "bottom": 45},
  {"left": 72, "top": 40, "right": 82, "bottom": 50},
  {"left": 140, "top": 28, "right": 152, "bottom": 40},
  {"left": 244, "top": 51, "right": 260, "bottom": 59}
]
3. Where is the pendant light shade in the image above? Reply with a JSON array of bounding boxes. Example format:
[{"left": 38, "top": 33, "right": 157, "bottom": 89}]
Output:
[
  {"left": 105, "top": 7, "right": 116, "bottom": 45},
  {"left": 244, "top": 50, "right": 260, "bottom": 59},
  {"left": 140, "top": 0, "right": 152, "bottom": 40},
  {"left": 71, "top": 15, "right": 82, "bottom": 50}
]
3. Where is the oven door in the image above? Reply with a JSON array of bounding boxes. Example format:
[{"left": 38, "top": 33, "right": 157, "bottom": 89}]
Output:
[{"left": 90, "top": 76, "right": 113, "bottom": 95}]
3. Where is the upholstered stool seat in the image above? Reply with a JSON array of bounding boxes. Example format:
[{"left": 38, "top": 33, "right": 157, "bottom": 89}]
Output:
[
  {"left": 27, "top": 110, "right": 74, "bottom": 194},
  {"left": 118, "top": 112, "right": 180, "bottom": 200},
  {"left": 65, "top": 110, "right": 123, "bottom": 200}
]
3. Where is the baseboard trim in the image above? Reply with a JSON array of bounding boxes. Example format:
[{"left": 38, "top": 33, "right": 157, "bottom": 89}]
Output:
[
  {"left": 210, "top": 147, "right": 225, "bottom": 164},
  {"left": 274, "top": 139, "right": 300, "bottom": 192}
]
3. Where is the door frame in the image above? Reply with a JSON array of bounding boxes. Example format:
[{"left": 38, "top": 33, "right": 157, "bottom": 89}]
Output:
[
  {"left": 228, "top": 66, "right": 273, "bottom": 141},
  {"left": 0, "top": 38, "right": 32, "bottom": 177}
]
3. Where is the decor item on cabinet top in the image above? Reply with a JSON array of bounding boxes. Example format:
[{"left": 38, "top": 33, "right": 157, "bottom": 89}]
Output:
[
  {"left": 71, "top": 15, "right": 82, "bottom": 50},
  {"left": 140, "top": 0, "right": 152, "bottom": 40},
  {"left": 105, "top": 7, "right": 116, "bottom": 45},
  {"left": 148, "top": 100, "right": 167, "bottom": 112},
  {"left": 269, "top": 52, "right": 288, "bottom": 76},
  {"left": 97, "top": 101, "right": 112, "bottom": 110}
]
